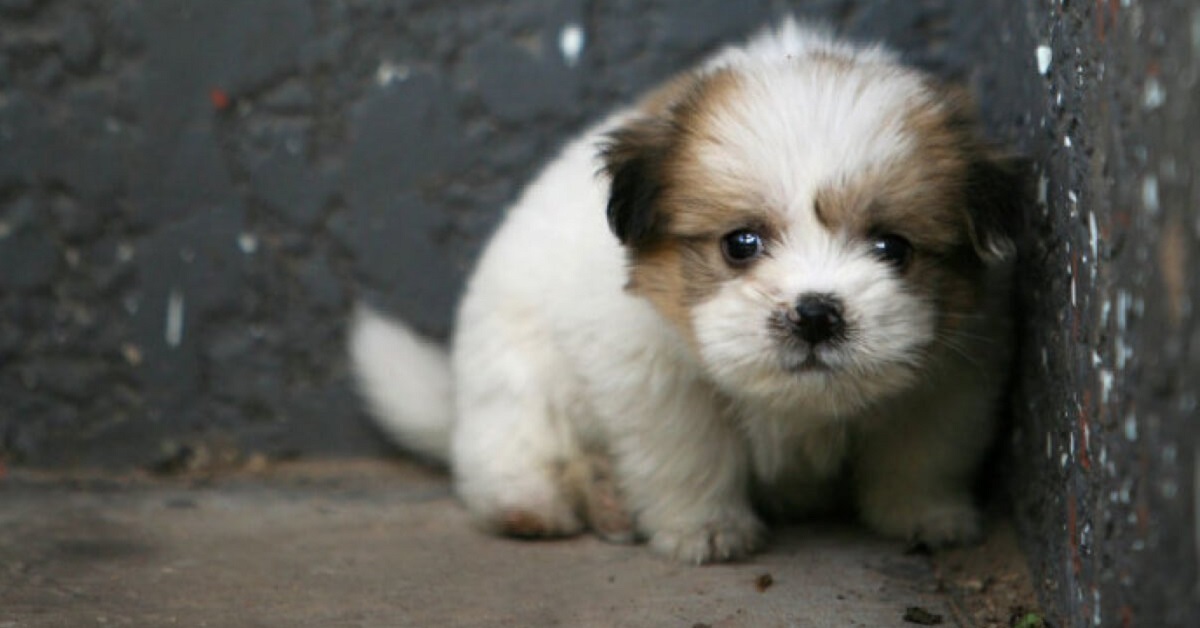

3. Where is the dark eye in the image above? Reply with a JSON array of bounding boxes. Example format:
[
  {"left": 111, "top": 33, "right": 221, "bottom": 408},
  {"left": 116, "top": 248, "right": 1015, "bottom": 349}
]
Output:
[
  {"left": 721, "top": 229, "right": 764, "bottom": 264},
  {"left": 870, "top": 234, "right": 913, "bottom": 269}
]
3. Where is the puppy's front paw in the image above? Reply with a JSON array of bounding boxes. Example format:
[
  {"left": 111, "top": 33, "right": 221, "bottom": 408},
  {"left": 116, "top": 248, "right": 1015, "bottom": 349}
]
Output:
[
  {"left": 648, "top": 511, "right": 765, "bottom": 564},
  {"left": 861, "top": 497, "right": 982, "bottom": 548}
]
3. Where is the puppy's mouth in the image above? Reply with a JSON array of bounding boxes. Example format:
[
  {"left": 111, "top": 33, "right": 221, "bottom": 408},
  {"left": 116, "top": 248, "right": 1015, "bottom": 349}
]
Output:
[{"left": 779, "top": 349, "right": 834, "bottom": 374}]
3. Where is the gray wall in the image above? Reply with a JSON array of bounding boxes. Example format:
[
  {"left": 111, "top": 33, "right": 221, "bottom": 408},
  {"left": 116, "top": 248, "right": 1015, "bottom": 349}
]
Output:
[
  {"left": 1000, "top": 3, "right": 1200, "bottom": 627},
  {"left": 1, "top": 1, "right": 1197, "bottom": 625}
]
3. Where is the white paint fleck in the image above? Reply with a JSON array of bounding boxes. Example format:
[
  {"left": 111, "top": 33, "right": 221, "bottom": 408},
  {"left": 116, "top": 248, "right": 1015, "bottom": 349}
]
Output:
[
  {"left": 1068, "top": 190, "right": 1078, "bottom": 204},
  {"left": 1142, "top": 76, "right": 1166, "bottom": 110},
  {"left": 1061, "top": 452, "right": 1070, "bottom": 469},
  {"left": 1124, "top": 413, "right": 1138, "bottom": 441},
  {"left": 1093, "top": 588, "right": 1102, "bottom": 626},
  {"left": 559, "top": 23, "right": 585, "bottom": 67},
  {"left": 1092, "top": 351, "right": 1102, "bottom": 367},
  {"left": 165, "top": 288, "right": 185, "bottom": 348},
  {"left": 1101, "top": 298, "right": 1112, "bottom": 327},
  {"left": 1069, "top": 430, "right": 1076, "bottom": 456},
  {"left": 1100, "top": 369, "right": 1114, "bottom": 403},
  {"left": 1071, "top": 274, "right": 1077, "bottom": 306},
  {"left": 238, "top": 233, "right": 259, "bottom": 255},
  {"left": 1064, "top": 135, "right": 1072, "bottom": 148},
  {"left": 1036, "top": 45, "right": 1053, "bottom": 74},
  {"left": 1088, "top": 211, "right": 1099, "bottom": 260},
  {"left": 1142, "top": 174, "right": 1160, "bottom": 214},
  {"left": 117, "top": 242, "right": 135, "bottom": 262},
  {"left": 376, "top": 60, "right": 411, "bottom": 87}
]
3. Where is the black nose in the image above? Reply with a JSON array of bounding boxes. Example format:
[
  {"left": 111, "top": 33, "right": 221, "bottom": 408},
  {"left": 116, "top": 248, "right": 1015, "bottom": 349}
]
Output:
[{"left": 788, "top": 294, "right": 846, "bottom": 345}]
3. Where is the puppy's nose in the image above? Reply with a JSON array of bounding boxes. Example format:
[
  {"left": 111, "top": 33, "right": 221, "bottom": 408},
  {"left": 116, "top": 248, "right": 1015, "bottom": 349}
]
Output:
[{"left": 789, "top": 294, "right": 846, "bottom": 345}]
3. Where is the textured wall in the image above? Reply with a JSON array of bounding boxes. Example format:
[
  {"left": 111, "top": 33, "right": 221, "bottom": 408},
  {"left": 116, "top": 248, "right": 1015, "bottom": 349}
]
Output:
[
  {"left": 0, "top": 0, "right": 999, "bottom": 467},
  {"left": 999, "top": 2, "right": 1200, "bottom": 627},
  {"left": 1, "top": 1, "right": 1197, "bottom": 625}
]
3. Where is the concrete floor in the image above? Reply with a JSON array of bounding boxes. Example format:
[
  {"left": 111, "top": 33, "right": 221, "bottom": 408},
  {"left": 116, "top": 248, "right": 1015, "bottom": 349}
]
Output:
[{"left": 0, "top": 460, "right": 1036, "bottom": 627}]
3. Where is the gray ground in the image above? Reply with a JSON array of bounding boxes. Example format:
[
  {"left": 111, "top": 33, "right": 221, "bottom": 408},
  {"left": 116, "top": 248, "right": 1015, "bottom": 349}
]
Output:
[{"left": 0, "top": 460, "right": 1033, "bottom": 627}]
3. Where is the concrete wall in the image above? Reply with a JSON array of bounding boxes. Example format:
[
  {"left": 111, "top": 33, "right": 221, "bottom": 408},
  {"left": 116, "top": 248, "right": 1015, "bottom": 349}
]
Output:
[
  {"left": 1000, "top": 2, "right": 1200, "bottom": 627},
  {"left": 1, "top": 1, "right": 1196, "bottom": 625}
]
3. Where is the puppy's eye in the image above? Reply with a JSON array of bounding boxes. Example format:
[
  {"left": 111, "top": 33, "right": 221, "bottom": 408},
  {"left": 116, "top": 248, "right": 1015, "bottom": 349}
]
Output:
[
  {"left": 721, "top": 229, "right": 764, "bottom": 264},
  {"left": 870, "top": 234, "right": 913, "bottom": 269}
]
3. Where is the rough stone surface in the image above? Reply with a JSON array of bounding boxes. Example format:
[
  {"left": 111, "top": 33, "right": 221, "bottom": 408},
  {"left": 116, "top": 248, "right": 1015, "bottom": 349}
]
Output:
[
  {"left": 986, "top": 3, "right": 1200, "bottom": 627},
  {"left": 1, "top": 1, "right": 1197, "bottom": 625}
]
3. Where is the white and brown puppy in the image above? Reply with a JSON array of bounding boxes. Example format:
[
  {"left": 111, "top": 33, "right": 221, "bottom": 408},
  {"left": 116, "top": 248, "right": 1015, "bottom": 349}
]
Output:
[{"left": 350, "top": 20, "right": 1020, "bottom": 564}]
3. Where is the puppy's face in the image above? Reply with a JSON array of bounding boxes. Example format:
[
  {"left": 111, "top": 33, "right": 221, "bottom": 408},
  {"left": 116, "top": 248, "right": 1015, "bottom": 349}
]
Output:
[{"left": 604, "top": 61, "right": 1020, "bottom": 414}]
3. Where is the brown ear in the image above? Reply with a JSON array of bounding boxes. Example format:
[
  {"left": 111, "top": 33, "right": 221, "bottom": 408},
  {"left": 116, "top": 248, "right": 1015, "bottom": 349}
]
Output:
[
  {"left": 964, "top": 153, "right": 1027, "bottom": 264},
  {"left": 600, "top": 116, "right": 675, "bottom": 249}
]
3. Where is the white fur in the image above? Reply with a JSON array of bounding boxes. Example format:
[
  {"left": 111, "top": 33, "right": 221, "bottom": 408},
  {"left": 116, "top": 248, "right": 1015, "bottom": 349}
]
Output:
[
  {"left": 349, "top": 305, "right": 453, "bottom": 461},
  {"left": 350, "top": 19, "right": 1012, "bottom": 563}
]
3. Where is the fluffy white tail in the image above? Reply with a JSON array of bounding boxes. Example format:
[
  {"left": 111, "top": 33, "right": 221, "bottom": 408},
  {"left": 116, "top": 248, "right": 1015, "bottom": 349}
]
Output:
[{"left": 348, "top": 305, "right": 454, "bottom": 462}]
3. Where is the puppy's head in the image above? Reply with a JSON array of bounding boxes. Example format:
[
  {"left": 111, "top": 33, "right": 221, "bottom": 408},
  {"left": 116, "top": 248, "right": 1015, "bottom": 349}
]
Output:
[{"left": 602, "top": 54, "right": 1021, "bottom": 415}]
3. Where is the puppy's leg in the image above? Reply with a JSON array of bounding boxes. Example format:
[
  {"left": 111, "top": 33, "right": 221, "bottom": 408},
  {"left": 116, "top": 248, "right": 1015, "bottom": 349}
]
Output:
[
  {"left": 609, "top": 391, "right": 763, "bottom": 564},
  {"left": 852, "top": 390, "right": 994, "bottom": 547},
  {"left": 560, "top": 452, "right": 636, "bottom": 544},
  {"left": 452, "top": 392, "right": 585, "bottom": 539}
]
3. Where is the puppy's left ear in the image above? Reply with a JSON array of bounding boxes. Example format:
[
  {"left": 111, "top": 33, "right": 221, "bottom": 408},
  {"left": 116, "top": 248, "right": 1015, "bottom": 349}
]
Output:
[
  {"left": 964, "top": 152, "right": 1027, "bottom": 264},
  {"left": 600, "top": 116, "right": 675, "bottom": 249}
]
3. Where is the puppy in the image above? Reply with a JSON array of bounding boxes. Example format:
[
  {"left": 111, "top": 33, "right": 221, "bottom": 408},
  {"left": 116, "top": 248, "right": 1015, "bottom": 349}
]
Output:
[{"left": 350, "top": 19, "right": 1020, "bottom": 564}]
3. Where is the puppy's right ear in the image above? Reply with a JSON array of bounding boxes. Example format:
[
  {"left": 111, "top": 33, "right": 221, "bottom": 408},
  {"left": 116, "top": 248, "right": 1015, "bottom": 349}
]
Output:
[{"left": 600, "top": 117, "right": 674, "bottom": 249}]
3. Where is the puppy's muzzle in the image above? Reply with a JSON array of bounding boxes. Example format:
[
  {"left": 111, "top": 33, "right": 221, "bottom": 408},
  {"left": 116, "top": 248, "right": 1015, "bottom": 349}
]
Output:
[{"left": 786, "top": 293, "right": 846, "bottom": 345}]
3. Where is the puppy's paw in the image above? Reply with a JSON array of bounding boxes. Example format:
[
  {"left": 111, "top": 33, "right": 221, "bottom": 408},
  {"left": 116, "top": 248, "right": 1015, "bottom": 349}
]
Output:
[
  {"left": 648, "top": 511, "right": 765, "bottom": 564},
  {"left": 861, "top": 497, "right": 982, "bottom": 548},
  {"left": 495, "top": 506, "right": 584, "bottom": 539},
  {"left": 466, "top": 487, "right": 585, "bottom": 539}
]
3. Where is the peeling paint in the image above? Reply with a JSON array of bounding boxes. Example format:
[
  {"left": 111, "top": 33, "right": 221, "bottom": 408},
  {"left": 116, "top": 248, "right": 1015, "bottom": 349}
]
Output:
[
  {"left": 165, "top": 288, "right": 185, "bottom": 348},
  {"left": 1088, "top": 211, "right": 1099, "bottom": 261},
  {"left": 1141, "top": 174, "right": 1160, "bottom": 214},
  {"left": 559, "top": 23, "right": 585, "bottom": 67},
  {"left": 375, "top": 60, "right": 411, "bottom": 87},
  {"left": 1142, "top": 76, "right": 1165, "bottom": 109},
  {"left": 1037, "top": 44, "right": 1053, "bottom": 74},
  {"left": 237, "top": 233, "right": 258, "bottom": 255}
]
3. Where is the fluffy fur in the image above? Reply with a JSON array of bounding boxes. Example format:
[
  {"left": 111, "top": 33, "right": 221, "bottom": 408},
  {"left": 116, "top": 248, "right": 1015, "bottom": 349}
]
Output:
[{"left": 350, "top": 20, "right": 1020, "bottom": 564}]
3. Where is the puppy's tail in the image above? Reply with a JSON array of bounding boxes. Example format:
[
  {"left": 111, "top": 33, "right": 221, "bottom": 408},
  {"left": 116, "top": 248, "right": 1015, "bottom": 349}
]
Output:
[{"left": 348, "top": 305, "right": 453, "bottom": 463}]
